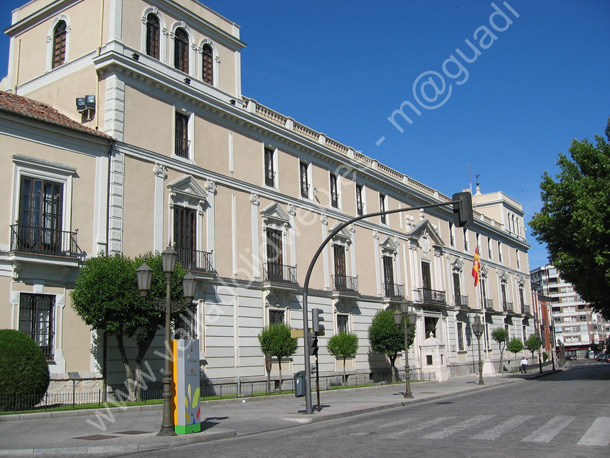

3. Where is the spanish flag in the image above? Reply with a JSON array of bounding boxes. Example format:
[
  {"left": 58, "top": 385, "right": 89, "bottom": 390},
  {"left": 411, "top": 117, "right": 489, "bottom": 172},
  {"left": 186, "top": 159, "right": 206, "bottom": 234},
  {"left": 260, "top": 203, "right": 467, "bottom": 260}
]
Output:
[{"left": 472, "top": 247, "right": 481, "bottom": 287}]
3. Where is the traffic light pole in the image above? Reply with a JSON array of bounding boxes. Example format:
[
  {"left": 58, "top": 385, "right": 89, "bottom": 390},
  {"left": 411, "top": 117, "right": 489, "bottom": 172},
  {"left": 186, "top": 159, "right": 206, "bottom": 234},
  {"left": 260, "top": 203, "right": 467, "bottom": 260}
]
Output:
[{"left": 301, "top": 194, "right": 471, "bottom": 414}]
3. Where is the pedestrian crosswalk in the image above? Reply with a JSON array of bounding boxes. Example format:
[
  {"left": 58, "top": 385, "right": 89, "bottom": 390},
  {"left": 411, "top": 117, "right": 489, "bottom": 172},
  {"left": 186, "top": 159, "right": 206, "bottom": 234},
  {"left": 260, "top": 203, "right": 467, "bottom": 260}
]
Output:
[{"left": 337, "top": 414, "right": 610, "bottom": 447}]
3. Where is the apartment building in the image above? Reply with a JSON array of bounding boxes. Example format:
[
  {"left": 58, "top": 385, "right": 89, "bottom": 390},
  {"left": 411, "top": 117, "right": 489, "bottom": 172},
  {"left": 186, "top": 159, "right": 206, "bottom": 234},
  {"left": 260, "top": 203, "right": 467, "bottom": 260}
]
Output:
[
  {"left": 531, "top": 264, "right": 609, "bottom": 357},
  {"left": 0, "top": 0, "right": 534, "bottom": 392}
]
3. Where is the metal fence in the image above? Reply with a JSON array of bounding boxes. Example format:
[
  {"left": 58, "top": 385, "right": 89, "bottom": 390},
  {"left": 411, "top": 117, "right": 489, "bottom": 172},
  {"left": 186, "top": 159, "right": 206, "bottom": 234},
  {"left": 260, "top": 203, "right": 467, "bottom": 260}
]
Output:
[{"left": 1, "top": 370, "right": 435, "bottom": 413}]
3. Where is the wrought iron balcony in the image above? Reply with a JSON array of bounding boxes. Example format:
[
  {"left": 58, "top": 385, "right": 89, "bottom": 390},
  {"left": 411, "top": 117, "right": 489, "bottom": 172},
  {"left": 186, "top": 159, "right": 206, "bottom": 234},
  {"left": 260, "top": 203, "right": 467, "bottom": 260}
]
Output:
[
  {"left": 455, "top": 295, "right": 469, "bottom": 307},
  {"left": 175, "top": 247, "right": 215, "bottom": 274},
  {"left": 264, "top": 262, "right": 298, "bottom": 284},
  {"left": 503, "top": 301, "right": 514, "bottom": 312},
  {"left": 332, "top": 275, "right": 358, "bottom": 293},
  {"left": 414, "top": 288, "right": 446, "bottom": 305},
  {"left": 175, "top": 138, "right": 190, "bottom": 158},
  {"left": 484, "top": 298, "right": 494, "bottom": 310},
  {"left": 10, "top": 224, "right": 81, "bottom": 258},
  {"left": 383, "top": 282, "right": 404, "bottom": 299},
  {"left": 522, "top": 304, "right": 532, "bottom": 315}
]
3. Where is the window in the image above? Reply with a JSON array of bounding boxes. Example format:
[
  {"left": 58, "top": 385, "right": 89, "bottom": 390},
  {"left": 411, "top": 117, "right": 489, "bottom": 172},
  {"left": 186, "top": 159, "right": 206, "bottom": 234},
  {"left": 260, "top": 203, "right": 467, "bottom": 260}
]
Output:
[
  {"left": 497, "top": 241, "right": 503, "bottom": 262},
  {"left": 453, "top": 272, "right": 462, "bottom": 305},
  {"left": 382, "top": 255, "right": 395, "bottom": 296},
  {"left": 457, "top": 322, "right": 464, "bottom": 351},
  {"left": 463, "top": 228, "right": 469, "bottom": 251},
  {"left": 330, "top": 173, "right": 338, "bottom": 208},
  {"left": 422, "top": 261, "right": 432, "bottom": 291},
  {"left": 501, "top": 283, "right": 507, "bottom": 308},
  {"left": 337, "top": 314, "right": 349, "bottom": 333},
  {"left": 519, "top": 288, "right": 525, "bottom": 308},
  {"left": 476, "top": 233, "right": 481, "bottom": 252},
  {"left": 379, "top": 193, "right": 386, "bottom": 224},
  {"left": 579, "top": 315, "right": 587, "bottom": 322},
  {"left": 19, "top": 294, "right": 54, "bottom": 359},
  {"left": 515, "top": 249, "right": 520, "bottom": 269},
  {"left": 487, "top": 237, "right": 493, "bottom": 260},
  {"left": 18, "top": 177, "right": 63, "bottom": 254},
  {"left": 146, "top": 14, "right": 160, "bottom": 59},
  {"left": 264, "top": 148, "right": 275, "bottom": 187},
  {"left": 174, "top": 28, "right": 189, "bottom": 73},
  {"left": 175, "top": 112, "right": 190, "bottom": 158},
  {"left": 269, "top": 310, "right": 284, "bottom": 325},
  {"left": 202, "top": 44, "right": 213, "bottom": 85},
  {"left": 355, "top": 184, "right": 363, "bottom": 216},
  {"left": 299, "top": 161, "right": 309, "bottom": 198},
  {"left": 52, "top": 21, "right": 67, "bottom": 68},
  {"left": 449, "top": 222, "right": 455, "bottom": 247},
  {"left": 266, "top": 228, "right": 283, "bottom": 281},
  {"left": 333, "top": 244, "right": 347, "bottom": 289},
  {"left": 174, "top": 206, "right": 196, "bottom": 269}
]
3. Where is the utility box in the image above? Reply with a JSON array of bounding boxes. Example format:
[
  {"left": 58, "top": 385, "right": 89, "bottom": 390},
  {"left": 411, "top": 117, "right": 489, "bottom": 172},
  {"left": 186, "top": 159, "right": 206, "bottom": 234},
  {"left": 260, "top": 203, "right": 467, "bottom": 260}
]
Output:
[{"left": 294, "top": 370, "right": 306, "bottom": 397}]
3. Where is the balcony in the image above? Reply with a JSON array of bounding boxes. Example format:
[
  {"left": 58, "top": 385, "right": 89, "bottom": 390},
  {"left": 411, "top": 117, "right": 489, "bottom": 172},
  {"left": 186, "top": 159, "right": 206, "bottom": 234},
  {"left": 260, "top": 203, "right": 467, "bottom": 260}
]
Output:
[
  {"left": 414, "top": 288, "right": 446, "bottom": 305},
  {"left": 484, "top": 298, "right": 494, "bottom": 310},
  {"left": 383, "top": 282, "right": 404, "bottom": 300},
  {"left": 10, "top": 224, "right": 81, "bottom": 258},
  {"left": 175, "top": 138, "right": 190, "bottom": 159},
  {"left": 522, "top": 304, "right": 532, "bottom": 316},
  {"left": 176, "top": 247, "right": 216, "bottom": 278},
  {"left": 264, "top": 262, "right": 298, "bottom": 285},
  {"left": 332, "top": 275, "right": 359, "bottom": 299},
  {"left": 455, "top": 295, "right": 469, "bottom": 307},
  {"left": 503, "top": 301, "right": 514, "bottom": 313}
]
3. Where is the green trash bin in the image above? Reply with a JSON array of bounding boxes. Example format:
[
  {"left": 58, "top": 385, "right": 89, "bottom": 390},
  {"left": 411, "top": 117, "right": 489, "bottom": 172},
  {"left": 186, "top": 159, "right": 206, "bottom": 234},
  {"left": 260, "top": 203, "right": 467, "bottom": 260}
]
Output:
[{"left": 294, "top": 370, "right": 306, "bottom": 397}]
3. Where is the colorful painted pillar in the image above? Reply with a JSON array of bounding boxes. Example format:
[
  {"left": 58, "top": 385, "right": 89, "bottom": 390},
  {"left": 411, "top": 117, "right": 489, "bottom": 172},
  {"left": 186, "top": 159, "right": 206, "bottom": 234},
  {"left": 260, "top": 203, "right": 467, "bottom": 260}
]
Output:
[{"left": 172, "top": 339, "right": 201, "bottom": 434}]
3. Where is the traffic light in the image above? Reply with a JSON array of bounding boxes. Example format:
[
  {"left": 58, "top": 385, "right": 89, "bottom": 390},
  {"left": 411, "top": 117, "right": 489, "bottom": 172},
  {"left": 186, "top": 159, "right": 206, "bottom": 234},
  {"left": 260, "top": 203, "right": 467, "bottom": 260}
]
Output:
[
  {"left": 452, "top": 192, "right": 473, "bottom": 228},
  {"left": 312, "top": 308, "right": 325, "bottom": 335},
  {"left": 309, "top": 333, "right": 319, "bottom": 356}
]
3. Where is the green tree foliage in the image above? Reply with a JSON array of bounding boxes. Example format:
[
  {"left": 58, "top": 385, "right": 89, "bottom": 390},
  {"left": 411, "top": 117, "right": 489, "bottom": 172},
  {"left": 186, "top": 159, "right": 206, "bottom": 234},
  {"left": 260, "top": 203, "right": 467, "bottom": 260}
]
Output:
[
  {"left": 491, "top": 328, "right": 509, "bottom": 372},
  {"left": 530, "top": 117, "right": 610, "bottom": 318},
  {"left": 71, "top": 252, "right": 190, "bottom": 400},
  {"left": 507, "top": 338, "right": 524, "bottom": 359},
  {"left": 525, "top": 334, "right": 542, "bottom": 356},
  {"left": 258, "top": 323, "right": 298, "bottom": 393},
  {"left": 368, "top": 309, "right": 414, "bottom": 383},
  {"left": 0, "top": 330, "right": 50, "bottom": 411},
  {"left": 327, "top": 332, "right": 359, "bottom": 384}
]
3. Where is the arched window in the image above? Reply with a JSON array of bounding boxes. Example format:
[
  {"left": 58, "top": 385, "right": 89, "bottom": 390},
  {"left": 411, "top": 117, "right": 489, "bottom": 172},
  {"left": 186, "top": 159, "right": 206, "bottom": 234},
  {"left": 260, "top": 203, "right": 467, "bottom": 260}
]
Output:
[
  {"left": 52, "top": 21, "right": 67, "bottom": 68},
  {"left": 174, "top": 28, "right": 189, "bottom": 73},
  {"left": 202, "top": 44, "right": 213, "bottom": 85},
  {"left": 146, "top": 13, "right": 160, "bottom": 59}
]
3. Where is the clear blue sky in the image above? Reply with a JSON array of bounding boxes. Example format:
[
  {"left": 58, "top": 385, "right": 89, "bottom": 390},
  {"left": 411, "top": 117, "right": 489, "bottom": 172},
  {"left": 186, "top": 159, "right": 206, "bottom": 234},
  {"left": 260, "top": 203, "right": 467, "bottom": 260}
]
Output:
[{"left": 2, "top": 0, "right": 609, "bottom": 271}]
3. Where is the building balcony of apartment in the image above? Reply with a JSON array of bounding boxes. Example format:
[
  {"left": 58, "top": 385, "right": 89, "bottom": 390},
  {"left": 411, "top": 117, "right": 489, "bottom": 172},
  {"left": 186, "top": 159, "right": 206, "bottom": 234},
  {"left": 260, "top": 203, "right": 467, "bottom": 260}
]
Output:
[
  {"left": 331, "top": 275, "right": 359, "bottom": 299},
  {"left": 263, "top": 261, "right": 299, "bottom": 292},
  {"left": 454, "top": 294, "right": 470, "bottom": 308},
  {"left": 503, "top": 301, "right": 517, "bottom": 315},
  {"left": 175, "top": 247, "right": 216, "bottom": 281},
  {"left": 383, "top": 282, "right": 404, "bottom": 303},
  {"left": 522, "top": 303, "right": 533, "bottom": 316},
  {"left": 484, "top": 298, "right": 494, "bottom": 311},
  {"left": 413, "top": 287, "right": 446, "bottom": 306}
]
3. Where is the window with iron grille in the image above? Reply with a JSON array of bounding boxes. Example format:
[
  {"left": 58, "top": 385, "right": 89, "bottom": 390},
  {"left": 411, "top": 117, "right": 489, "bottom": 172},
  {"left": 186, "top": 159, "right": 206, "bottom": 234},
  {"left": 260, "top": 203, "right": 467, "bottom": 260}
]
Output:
[
  {"left": 337, "top": 314, "right": 349, "bottom": 333},
  {"left": 146, "top": 14, "right": 160, "bottom": 59},
  {"left": 422, "top": 261, "right": 432, "bottom": 291},
  {"left": 175, "top": 112, "right": 189, "bottom": 158},
  {"left": 355, "top": 184, "right": 363, "bottom": 216},
  {"left": 264, "top": 148, "right": 275, "bottom": 187},
  {"left": 52, "top": 21, "right": 67, "bottom": 68},
  {"left": 18, "top": 177, "right": 63, "bottom": 252},
  {"left": 379, "top": 193, "right": 386, "bottom": 224},
  {"left": 457, "top": 322, "right": 464, "bottom": 351},
  {"left": 269, "top": 309, "right": 284, "bottom": 325},
  {"left": 174, "top": 206, "right": 196, "bottom": 269},
  {"left": 330, "top": 173, "right": 338, "bottom": 208},
  {"left": 19, "top": 294, "right": 54, "bottom": 359},
  {"left": 202, "top": 44, "right": 213, "bottom": 85},
  {"left": 453, "top": 272, "right": 461, "bottom": 302},
  {"left": 300, "top": 161, "right": 309, "bottom": 198},
  {"left": 174, "top": 28, "right": 189, "bottom": 73}
]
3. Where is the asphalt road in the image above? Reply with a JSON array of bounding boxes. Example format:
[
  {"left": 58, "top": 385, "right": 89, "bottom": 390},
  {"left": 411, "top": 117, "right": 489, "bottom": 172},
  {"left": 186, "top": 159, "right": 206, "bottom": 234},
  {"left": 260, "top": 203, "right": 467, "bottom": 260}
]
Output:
[{"left": 119, "top": 360, "right": 610, "bottom": 458}]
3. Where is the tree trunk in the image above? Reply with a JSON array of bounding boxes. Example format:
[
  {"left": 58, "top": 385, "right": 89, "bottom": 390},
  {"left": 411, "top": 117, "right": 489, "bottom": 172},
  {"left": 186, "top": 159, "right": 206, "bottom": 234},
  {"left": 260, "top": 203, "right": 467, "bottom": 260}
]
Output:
[
  {"left": 343, "top": 357, "right": 347, "bottom": 385},
  {"left": 389, "top": 354, "right": 397, "bottom": 384},
  {"left": 115, "top": 332, "right": 136, "bottom": 401},
  {"left": 278, "top": 357, "right": 282, "bottom": 394},
  {"left": 133, "top": 327, "right": 158, "bottom": 401}
]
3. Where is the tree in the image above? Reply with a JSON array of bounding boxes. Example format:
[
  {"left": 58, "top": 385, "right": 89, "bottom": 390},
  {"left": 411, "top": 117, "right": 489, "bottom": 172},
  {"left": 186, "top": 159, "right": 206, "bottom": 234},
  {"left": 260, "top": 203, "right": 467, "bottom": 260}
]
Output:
[
  {"left": 368, "top": 309, "right": 414, "bottom": 383},
  {"left": 507, "top": 337, "right": 524, "bottom": 371},
  {"left": 491, "top": 328, "right": 509, "bottom": 372},
  {"left": 71, "top": 252, "right": 190, "bottom": 401},
  {"left": 525, "top": 334, "right": 542, "bottom": 356},
  {"left": 530, "top": 117, "right": 610, "bottom": 318},
  {"left": 327, "top": 332, "right": 359, "bottom": 384},
  {"left": 258, "top": 323, "right": 298, "bottom": 394}
]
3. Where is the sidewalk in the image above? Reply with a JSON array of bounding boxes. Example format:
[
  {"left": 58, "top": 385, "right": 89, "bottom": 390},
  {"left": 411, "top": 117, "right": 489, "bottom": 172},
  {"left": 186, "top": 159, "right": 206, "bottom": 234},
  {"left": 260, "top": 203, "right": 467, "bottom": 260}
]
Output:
[{"left": 0, "top": 371, "right": 553, "bottom": 456}]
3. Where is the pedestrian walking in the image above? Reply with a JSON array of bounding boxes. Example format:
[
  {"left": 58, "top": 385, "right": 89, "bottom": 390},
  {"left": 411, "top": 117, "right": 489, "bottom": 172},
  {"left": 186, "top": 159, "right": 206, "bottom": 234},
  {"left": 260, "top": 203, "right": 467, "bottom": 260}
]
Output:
[{"left": 520, "top": 356, "right": 528, "bottom": 374}]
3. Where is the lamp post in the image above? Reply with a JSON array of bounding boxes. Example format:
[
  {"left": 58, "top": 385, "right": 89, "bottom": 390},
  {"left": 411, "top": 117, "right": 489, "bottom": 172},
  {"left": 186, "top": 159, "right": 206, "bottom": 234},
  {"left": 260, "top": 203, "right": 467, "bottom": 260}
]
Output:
[
  {"left": 535, "top": 332, "right": 543, "bottom": 374},
  {"left": 393, "top": 302, "right": 417, "bottom": 398},
  {"left": 472, "top": 315, "right": 485, "bottom": 385},
  {"left": 136, "top": 247, "right": 196, "bottom": 436}
]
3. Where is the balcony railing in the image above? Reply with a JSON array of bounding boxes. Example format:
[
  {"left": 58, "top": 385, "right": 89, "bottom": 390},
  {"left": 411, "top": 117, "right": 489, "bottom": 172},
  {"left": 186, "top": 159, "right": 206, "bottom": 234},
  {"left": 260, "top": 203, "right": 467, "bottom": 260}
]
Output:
[
  {"left": 455, "top": 295, "right": 469, "bottom": 307},
  {"left": 175, "top": 138, "right": 190, "bottom": 159},
  {"left": 503, "top": 301, "right": 513, "bottom": 312},
  {"left": 484, "top": 298, "right": 494, "bottom": 310},
  {"left": 383, "top": 282, "right": 404, "bottom": 299},
  {"left": 264, "top": 262, "right": 297, "bottom": 284},
  {"left": 10, "top": 224, "right": 81, "bottom": 258},
  {"left": 332, "top": 275, "right": 358, "bottom": 293},
  {"left": 414, "top": 288, "right": 446, "bottom": 305},
  {"left": 522, "top": 304, "right": 532, "bottom": 315},
  {"left": 175, "top": 247, "right": 215, "bottom": 274}
]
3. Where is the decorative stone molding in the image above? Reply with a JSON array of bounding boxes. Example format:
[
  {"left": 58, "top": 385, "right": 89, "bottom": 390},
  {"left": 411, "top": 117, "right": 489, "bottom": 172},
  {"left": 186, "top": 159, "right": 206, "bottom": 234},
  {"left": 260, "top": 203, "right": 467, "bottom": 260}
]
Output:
[
  {"left": 153, "top": 163, "right": 168, "bottom": 179},
  {"left": 206, "top": 180, "right": 217, "bottom": 194},
  {"left": 250, "top": 193, "right": 260, "bottom": 206}
]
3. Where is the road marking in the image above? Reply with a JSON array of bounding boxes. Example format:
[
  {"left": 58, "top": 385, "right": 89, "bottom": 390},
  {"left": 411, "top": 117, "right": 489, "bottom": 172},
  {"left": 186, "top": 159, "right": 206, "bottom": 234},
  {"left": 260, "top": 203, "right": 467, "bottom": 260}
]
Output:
[
  {"left": 471, "top": 415, "right": 534, "bottom": 440},
  {"left": 343, "top": 418, "right": 388, "bottom": 430},
  {"left": 383, "top": 417, "right": 455, "bottom": 439},
  {"left": 577, "top": 417, "right": 610, "bottom": 446},
  {"left": 423, "top": 415, "right": 494, "bottom": 439},
  {"left": 522, "top": 416, "right": 575, "bottom": 443},
  {"left": 380, "top": 417, "right": 419, "bottom": 429}
]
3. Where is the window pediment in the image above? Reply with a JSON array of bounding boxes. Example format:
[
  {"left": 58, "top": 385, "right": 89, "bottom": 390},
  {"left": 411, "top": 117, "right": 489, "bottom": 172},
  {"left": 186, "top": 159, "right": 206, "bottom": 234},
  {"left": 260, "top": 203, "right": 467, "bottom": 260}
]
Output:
[
  {"left": 330, "top": 223, "right": 352, "bottom": 244},
  {"left": 260, "top": 202, "right": 290, "bottom": 226},
  {"left": 408, "top": 219, "right": 444, "bottom": 247},
  {"left": 380, "top": 235, "right": 399, "bottom": 253},
  {"left": 168, "top": 175, "right": 207, "bottom": 209}
]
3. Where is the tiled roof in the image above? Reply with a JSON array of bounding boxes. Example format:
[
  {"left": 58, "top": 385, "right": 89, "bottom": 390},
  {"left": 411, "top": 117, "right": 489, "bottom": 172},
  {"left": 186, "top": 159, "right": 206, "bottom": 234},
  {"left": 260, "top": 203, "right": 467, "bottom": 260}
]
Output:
[{"left": 0, "top": 91, "right": 112, "bottom": 140}]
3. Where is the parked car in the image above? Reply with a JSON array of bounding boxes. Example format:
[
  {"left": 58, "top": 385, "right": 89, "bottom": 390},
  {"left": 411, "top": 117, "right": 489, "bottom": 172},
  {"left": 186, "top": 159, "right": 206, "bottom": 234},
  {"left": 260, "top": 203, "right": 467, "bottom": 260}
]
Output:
[
  {"left": 605, "top": 354, "right": 610, "bottom": 363},
  {"left": 596, "top": 353, "right": 606, "bottom": 361}
]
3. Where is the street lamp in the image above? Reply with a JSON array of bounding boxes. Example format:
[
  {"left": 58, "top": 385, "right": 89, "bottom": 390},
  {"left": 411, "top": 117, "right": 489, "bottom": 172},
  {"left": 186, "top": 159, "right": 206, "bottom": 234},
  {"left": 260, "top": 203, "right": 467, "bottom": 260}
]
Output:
[
  {"left": 393, "top": 302, "right": 417, "bottom": 398},
  {"left": 472, "top": 315, "right": 485, "bottom": 385},
  {"left": 136, "top": 246, "right": 196, "bottom": 436}
]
